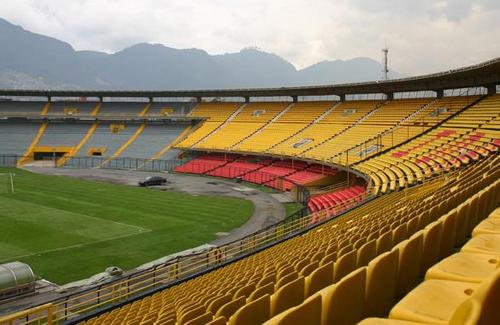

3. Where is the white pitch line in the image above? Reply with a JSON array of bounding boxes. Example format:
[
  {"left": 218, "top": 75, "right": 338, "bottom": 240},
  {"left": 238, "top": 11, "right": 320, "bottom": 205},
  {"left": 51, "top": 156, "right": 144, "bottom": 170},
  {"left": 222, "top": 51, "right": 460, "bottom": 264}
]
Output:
[{"left": 1, "top": 229, "right": 152, "bottom": 262}]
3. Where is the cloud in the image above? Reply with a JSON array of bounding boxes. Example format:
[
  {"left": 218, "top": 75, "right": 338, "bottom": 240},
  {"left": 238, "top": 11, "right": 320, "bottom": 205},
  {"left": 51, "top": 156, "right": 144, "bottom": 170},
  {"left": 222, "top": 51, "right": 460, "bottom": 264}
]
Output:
[{"left": 0, "top": 0, "right": 499, "bottom": 76}]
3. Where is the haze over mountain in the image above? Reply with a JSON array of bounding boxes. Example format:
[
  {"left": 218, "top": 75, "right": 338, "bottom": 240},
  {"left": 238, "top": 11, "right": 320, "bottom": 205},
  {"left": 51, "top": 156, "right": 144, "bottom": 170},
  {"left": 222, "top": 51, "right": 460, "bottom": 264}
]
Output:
[{"left": 0, "top": 17, "right": 403, "bottom": 90}]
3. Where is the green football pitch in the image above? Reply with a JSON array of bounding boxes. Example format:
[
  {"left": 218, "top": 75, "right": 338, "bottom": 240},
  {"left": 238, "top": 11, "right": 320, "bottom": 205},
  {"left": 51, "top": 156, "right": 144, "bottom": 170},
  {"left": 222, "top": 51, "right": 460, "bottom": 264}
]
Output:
[{"left": 0, "top": 168, "right": 253, "bottom": 284}]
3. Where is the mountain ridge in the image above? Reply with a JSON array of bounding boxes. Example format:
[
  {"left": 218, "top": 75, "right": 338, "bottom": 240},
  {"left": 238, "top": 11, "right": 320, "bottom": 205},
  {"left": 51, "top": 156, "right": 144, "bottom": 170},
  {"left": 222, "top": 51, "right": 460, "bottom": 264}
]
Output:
[{"left": 0, "top": 17, "right": 403, "bottom": 90}]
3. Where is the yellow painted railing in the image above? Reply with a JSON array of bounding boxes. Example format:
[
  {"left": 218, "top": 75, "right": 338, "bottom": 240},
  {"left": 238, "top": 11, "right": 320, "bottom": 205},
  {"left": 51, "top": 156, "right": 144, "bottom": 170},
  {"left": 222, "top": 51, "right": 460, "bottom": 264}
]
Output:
[
  {"left": 100, "top": 123, "right": 146, "bottom": 167},
  {"left": 16, "top": 122, "right": 48, "bottom": 166},
  {"left": 56, "top": 123, "right": 99, "bottom": 167},
  {"left": 0, "top": 303, "right": 53, "bottom": 325}
]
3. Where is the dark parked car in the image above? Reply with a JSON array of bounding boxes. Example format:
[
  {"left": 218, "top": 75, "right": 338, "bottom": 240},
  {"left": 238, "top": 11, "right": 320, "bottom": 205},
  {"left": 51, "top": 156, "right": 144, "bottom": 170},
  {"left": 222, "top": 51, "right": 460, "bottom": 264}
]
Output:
[{"left": 138, "top": 176, "right": 167, "bottom": 187}]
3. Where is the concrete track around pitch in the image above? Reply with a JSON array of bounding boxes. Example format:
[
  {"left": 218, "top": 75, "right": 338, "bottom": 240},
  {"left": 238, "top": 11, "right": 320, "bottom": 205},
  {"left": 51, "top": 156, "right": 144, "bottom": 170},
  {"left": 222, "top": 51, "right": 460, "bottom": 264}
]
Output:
[{"left": 23, "top": 167, "right": 287, "bottom": 246}]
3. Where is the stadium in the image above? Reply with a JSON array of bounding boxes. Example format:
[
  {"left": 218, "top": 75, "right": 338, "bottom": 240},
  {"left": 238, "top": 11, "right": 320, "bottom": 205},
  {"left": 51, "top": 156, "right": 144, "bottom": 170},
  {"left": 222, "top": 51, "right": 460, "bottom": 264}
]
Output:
[
  {"left": 0, "top": 55, "right": 498, "bottom": 325},
  {"left": 0, "top": 1, "right": 500, "bottom": 322}
]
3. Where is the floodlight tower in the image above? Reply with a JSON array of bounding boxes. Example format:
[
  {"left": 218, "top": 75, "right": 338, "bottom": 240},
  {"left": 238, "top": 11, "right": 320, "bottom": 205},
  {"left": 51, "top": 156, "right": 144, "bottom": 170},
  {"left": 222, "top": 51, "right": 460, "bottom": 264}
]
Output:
[{"left": 382, "top": 47, "right": 389, "bottom": 80}]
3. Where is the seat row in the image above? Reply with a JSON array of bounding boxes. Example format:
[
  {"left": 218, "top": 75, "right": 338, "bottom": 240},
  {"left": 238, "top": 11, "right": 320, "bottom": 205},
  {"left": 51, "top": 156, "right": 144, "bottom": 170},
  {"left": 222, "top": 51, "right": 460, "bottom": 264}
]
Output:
[
  {"left": 361, "top": 187, "right": 500, "bottom": 325},
  {"left": 79, "top": 153, "right": 498, "bottom": 325}
]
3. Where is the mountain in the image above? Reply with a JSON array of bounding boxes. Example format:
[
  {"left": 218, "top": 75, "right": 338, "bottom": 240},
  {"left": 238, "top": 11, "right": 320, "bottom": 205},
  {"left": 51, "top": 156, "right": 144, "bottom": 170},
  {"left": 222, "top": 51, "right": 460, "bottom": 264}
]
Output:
[{"left": 0, "top": 18, "right": 403, "bottom": 90}]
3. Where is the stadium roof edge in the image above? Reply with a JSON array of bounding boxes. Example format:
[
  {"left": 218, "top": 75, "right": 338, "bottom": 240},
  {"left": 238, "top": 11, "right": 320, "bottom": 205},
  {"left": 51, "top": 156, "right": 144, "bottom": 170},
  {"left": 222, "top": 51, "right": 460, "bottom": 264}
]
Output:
[{"left": 1, "top": 57, "right": 499, "bottom": 99}]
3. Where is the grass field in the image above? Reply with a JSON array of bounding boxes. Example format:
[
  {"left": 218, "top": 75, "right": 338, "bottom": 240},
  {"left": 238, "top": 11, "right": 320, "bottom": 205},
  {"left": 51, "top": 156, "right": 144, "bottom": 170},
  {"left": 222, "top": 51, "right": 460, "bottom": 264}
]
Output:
[{"left": 0, "top": 168, "right": 253, "bottom": 284}]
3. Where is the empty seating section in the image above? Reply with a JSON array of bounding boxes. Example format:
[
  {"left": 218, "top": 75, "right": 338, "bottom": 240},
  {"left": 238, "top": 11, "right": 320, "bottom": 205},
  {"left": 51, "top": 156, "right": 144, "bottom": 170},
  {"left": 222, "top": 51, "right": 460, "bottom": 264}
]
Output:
[
  {"left": 175, "top": 155, "right": 332, "bottom": 191},
  {"left": 78, "top": 122, "right": 142, "bottom": 158},
  {"left": 361, "top": 180, "right": 500, "bottom": 324},
  {"left": 0, "top": 101, "right": 44, "bottom": 115},
  {"left": 80, "top": 153, "right": 499, "bottom": 325},
  {"left": 308, "top": 185, "right": 366, "bottom": 213},
  {"left": 0, "top": 122, "right": 41, "bottom": 155},
  {"left": 118, "top": 124, "right": 188, "bottom": 159},
  {"left": 355, "top": 94, "right": 500, "bottom": 194},
  {"left": 174, "top": 153, "right": 238, "bottom": 175},
  {"left": 303, "top": 99, "right": 431, "bottom": 161},
  {"left": 177, "top": 102, "right": 242, "bottom": 147},
  {"left": 234, "top": 102, "right": 333, "bottom": 153},
  {"left": 147, "top": 102, "right": 195, "bottom": 116},
  {"left": 48, "top": 101, "right": 98, "bottom": 116},
  {"left": 37, "top": 122, "right": 90, "bottom": 147},
  {"left": 270, "top": 101, "right": 379, "bottom": 157},
  {"left": 99, "top": 102, "right": 146, "bottom": 116},
  {"left": 196, "top": 102, "right": 290, "bottom": 150}
]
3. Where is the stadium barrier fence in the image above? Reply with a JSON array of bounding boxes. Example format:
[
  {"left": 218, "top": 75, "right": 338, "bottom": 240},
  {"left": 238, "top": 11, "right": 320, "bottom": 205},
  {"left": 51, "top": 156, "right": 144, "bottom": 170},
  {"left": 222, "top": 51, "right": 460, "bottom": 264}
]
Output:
[
  {"left": 0, "top": 154, "right": 469, "bottom": 324},
  {"left": 0, "top": 182, "right": 373, "bottom": 324}
]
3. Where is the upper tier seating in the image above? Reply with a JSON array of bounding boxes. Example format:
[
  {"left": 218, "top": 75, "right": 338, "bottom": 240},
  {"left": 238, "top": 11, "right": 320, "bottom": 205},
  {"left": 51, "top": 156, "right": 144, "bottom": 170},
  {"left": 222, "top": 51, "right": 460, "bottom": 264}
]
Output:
[
  {"left": 99, "top": 102, "right": 147, "bottom": 116},
  {"left": 177, "top": 102, "right": 243, "bottom": 148},
  {"left": 48, "top": 101, "right": 98, "bottom": 116},
  {"left": 269, "top": 100, "right": 380, "bottom": 156},
  {"left": 233, "top": 101, "right": 334, "bottom": 153},
  {"left": 196, "top": 102, "right": 290, "bottom": 150},
  {"left": 0, "top": 101, "right": 45, "bottom": 115},
  {"left": 79, "top": 151, "right": 499, "bottom": 325},
  {"left": 355, "top": 94, "right": 500, "bottom": 194}
]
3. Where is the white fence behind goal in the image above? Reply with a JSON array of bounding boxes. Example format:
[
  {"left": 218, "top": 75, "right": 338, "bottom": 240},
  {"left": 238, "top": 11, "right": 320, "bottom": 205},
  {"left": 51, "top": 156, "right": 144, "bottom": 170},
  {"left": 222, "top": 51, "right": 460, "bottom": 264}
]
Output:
[{"left": 0, "top": 173, "right": 15, "bottom": 194}]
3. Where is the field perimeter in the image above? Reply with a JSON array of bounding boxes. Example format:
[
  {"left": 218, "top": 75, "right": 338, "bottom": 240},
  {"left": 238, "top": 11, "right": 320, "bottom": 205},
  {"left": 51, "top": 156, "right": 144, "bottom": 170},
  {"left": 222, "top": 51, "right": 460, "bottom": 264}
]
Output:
[{"left": 0, "top": 168, "right": 253, "bottom": 284}]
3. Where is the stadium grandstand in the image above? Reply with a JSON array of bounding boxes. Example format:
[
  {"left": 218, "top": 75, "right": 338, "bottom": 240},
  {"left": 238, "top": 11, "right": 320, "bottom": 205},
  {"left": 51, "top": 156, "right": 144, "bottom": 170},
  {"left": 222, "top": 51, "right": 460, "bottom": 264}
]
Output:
[{"left": 0, "top": 56, "right": 499, "bottom": 325}]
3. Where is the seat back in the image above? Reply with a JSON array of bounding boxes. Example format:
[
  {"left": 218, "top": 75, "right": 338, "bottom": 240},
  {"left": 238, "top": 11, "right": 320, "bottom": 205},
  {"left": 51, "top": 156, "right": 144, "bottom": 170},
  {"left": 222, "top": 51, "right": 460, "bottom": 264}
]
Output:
[
  {"left": 229, "top": 294, "right": 271, "bottom": 325},
  {"left": 318, "top": 267, "right": 366, "bottom": 325},
  {"left": 365, "top": 250, "right": 399, "bottom": 317},
  {"left": 393, "top": 231, "right": 424, "bottom": 298},
  {"left": 270, "top": 276, "right": 305, "bottom": 316}
]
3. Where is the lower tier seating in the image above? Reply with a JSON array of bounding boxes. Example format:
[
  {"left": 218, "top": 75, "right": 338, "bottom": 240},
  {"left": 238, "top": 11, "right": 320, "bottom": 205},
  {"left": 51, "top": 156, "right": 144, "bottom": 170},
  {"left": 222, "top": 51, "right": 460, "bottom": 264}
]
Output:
[
  {"left": 308, "top": 185, "right": 366, "bottom": 213},
  {"left": 360, "top": 200, "right": 500, "bottom": 325},
  {"left": 175, "top": 155, "right": 334, "bottom": 191},
  {"left": 80, "top": 153, "right": 498, "bottom": 325}
]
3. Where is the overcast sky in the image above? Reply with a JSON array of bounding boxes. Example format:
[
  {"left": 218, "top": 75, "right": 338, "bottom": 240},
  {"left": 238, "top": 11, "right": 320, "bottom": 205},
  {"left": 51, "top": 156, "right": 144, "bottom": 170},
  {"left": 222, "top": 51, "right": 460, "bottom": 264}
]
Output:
[{"left": 1, "top": 0, "right": 499, "bottom": 76}]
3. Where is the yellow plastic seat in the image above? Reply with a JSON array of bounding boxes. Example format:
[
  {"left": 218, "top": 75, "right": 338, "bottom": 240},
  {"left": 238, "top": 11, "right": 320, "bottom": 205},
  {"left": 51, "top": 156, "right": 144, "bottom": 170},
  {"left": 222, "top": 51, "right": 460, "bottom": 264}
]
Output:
[
  {"left": 389, "top": 279, "right": 480, "bottom": 324},
  {"left": 376, "top": 231, "right": 393, "bottom": 255},
  {"left": 263, "top": 294, "right": 321, "bottom": 325},
  {"left": 472, "top": 218, "right": 500, "bottom": 237},
  {"left": 365, "top": 250, "right": 399, "bottom": 317},
  {"left": 357, "top": 239, "right": 377, "bottom": 267},
  {"left": 437, "top": 211, "right": 457, "bottom": 260},
  {"left": 315, "top": 267, "right": 366, "bottom": 325},
  {"left": 270, "top": 276, "right": 305, "bottom": 317},
  {"left": 228, "top": 294, "right": 270, "bottom": 325},
  {"left": 177, "top": 305, "right": 206, "bottom": 325},
  {"left": 461, "top": 234, "right": 500, "bottom": 255},
  {"left": 248, "top": 282, "right": 274, "bottom": 302},
  {"left": 305, "top": 261, "right": 333, "bottom": 297},
  {"left": 184, "top": 312, "right": 213, "bottom": 325},
  {"left": 393, "top": 232, "right": 424, "bottom": 298},
  {"left": 275, "top": 271, "right": 298, "bottom": 290},
  {"left": 357, "top": 318, "right": 431, "bottom": 324},
  {"left": 207, "top": 294, "right": 233, "bottom": 315},
  {"left": 421, "top": 221, "right": 442, "bottom": 275},
  {"left": 333, "top": 250, "right": 357, "bottom": 282},
  {"left": 215, "top": 296, "right": 246, "bottom": 321},
  {"left": 205, "top": 316, "right": 227, "bottom": 325},
  {"left": 233, "top": 282, "right": 256, "bottom": 299},
  {"left": 426, "top": 252, "right": 500, "bottom": 283},
  {"left": 392, "top": 223, "right": 408, "bottom": 245}
]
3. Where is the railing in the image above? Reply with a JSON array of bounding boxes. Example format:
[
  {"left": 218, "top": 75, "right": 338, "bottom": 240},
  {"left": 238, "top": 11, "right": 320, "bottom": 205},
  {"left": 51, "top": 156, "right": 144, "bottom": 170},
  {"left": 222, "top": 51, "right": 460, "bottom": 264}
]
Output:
[
  {"left": 0, "top": 155, "right": 189, "bottom": 173},
  {"left": 0, "top": 185, "right": 371, "bottom": 325},
  {"left": 2, "top": 153, "right": 488, "bottom": 324},
  {"left": 0, "top": 304, "right": 52, "bottom": 325}
]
